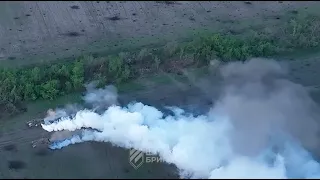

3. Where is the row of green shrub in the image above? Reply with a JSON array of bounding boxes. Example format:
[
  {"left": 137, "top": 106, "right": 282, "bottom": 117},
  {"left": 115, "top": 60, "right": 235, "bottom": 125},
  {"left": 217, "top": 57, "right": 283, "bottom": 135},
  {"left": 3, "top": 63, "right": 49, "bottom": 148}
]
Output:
[
  {"left": 1, "top": 13, "right": 320, "bottom": 118},
  {"left": 0, "top": 56, "right": 130, "bottom": 117}
]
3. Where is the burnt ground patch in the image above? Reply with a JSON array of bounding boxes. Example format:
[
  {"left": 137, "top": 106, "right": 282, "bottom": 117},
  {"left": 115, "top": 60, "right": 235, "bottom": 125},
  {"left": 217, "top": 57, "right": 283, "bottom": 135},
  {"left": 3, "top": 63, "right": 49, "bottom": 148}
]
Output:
[
  {"left": 156, "top": 1, "right": 179, "bottom": 5},
  {"left": 3, "top": 144, "right": 17, "bottom": 152},
  {"left": 8, "top": 160, "right": 27, "bottom": 170},
  {"left": 106, "top": 16, "right": 127, "bottom": 21},
  {"left": 290, "top": 10, "right": 299, "bottom": 15},
  {"left": 34, "top": 147, "right": 52, "bottom": 156},
  {"left": 61, "top": 32, "right": 82, "bottom": 37},
  {"left": 70, "top": 5, "right": 80, "bottom": 9},
  {"left": 189, "top": 16, "right": 195, "bottom": 21}
]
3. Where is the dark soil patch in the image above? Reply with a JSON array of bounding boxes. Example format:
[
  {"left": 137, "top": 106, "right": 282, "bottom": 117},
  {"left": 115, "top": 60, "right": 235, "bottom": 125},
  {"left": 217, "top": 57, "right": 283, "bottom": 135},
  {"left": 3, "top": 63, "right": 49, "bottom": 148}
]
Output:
[
  {"left": 156, "top": 1, "right": 177, "bottom": 5},
  {"left": 70, "top": 5, "right": 80, "bottom": 9},
  {"left": 63, "top": 32, "right": 81, "bottom": 37},
  {"left": 290, "top": 10, "right": 299, "bottom": 15},
  {"left": 8, "top": 160, "right": 27, "bottom": 170},
  {"left": 34, "top": 148, "right": 52, "bottom": 156},
  {"left": 229, "top": 30, "right": 238, "bottom": 35},
  {"left": 123, "top": 167, "right": 130, "bottom": 173},
  {"left": 3, "top": 144, "right": 17, "bottom": 152},
  {"left": 106, "top": 16, "right": 122, "bottom": 21},
  {"left": 189, "top": 17, "right": 195, "bottom": 21}
]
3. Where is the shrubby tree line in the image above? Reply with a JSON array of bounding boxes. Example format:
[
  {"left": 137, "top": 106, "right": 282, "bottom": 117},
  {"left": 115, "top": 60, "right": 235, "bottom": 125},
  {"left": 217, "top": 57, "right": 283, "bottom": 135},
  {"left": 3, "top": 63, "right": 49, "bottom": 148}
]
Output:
[
  {"left": 0, "top": 56, "right": 130, "bottom": 118},
  {"left": 1, "top": 14, "right": 319, "bottom": 118}
]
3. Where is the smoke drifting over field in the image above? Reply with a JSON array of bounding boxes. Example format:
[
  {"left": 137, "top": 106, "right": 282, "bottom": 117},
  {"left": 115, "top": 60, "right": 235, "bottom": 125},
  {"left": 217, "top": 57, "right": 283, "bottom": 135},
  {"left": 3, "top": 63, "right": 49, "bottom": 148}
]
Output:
[{"left": 42, "top": 58, "right": 320, "bottom": 178}]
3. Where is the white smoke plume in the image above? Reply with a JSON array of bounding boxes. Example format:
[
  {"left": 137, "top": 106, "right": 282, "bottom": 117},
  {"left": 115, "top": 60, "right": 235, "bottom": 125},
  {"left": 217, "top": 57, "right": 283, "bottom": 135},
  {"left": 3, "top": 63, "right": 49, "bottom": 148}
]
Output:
[
  {"left": 45, "top": 83, "right": 119, "bottom": 142},
  {"left": 42, "top": 58, "right": 320, "bottom": 178},
  {"left": 43, "top": 103, "right": 82, "bottom": 125},
  {"left": 83, "top": 82, "right": 119, "bottom": 109}
]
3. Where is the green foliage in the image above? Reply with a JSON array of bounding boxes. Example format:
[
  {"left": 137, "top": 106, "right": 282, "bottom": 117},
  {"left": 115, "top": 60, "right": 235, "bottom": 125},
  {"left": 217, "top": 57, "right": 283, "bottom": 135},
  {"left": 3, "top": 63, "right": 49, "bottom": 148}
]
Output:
[
  {"left": 137, "top": 48, "right": 152, "bottom": 61},
  {"left": 107, "top": 56, "right": 131, "bottom": 84},
  {"left": 70, "top": 60, "right": 85, "bottom": 90},
  {"left": 182, "top": 33, "right": 278, "bottom": 64},
  {"left": 163, "top": 41, "right": 179, "bottom": 57},
  {"left": 281, "top": 14, "right": 320, "bottom": 49},
  {"left": 118, "top": 51, "right": 133, "bottom": 64},
  {"left": 40, "top": 80, "right": 59, "bottom": 100},
  {"left": 153, "top": 55, "right": 161, "bottom": 70},
  {"left": 0, "top": 55, "right": 131, "bottom": 118}
]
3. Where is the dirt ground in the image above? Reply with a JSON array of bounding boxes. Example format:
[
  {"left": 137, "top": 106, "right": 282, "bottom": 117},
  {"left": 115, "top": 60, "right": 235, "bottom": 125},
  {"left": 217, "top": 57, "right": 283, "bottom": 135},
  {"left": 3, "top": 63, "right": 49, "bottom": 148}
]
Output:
[
  {"left": 2, "top": 1, "right": 320, "bottom": 67},
  {"left": 1, "top": 54, "right": 320, "bottom": 178}
]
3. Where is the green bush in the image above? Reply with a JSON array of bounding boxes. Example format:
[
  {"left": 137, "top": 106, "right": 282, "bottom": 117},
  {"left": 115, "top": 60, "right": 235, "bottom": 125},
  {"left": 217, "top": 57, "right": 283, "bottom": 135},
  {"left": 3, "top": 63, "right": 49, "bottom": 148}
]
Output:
[{"left": 0, "top": 55, "right": 131, "bottom": 118}]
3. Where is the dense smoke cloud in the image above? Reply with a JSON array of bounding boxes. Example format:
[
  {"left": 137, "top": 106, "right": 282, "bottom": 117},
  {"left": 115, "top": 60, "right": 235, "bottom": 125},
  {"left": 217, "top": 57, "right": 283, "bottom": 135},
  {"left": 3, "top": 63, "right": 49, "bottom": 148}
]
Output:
[
  {"left": 218, "top": 58, "right": 320, "bottom": 156},
  {"left": 42, "top": 58, "right": 320, "bottom": 178}
]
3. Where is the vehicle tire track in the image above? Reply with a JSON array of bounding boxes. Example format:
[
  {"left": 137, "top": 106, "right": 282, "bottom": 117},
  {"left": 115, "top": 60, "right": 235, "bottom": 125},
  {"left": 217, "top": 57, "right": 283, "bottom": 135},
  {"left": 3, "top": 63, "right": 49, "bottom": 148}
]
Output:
[{"left": 0, "top": 127, "right": 48, "bottom": 148}]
